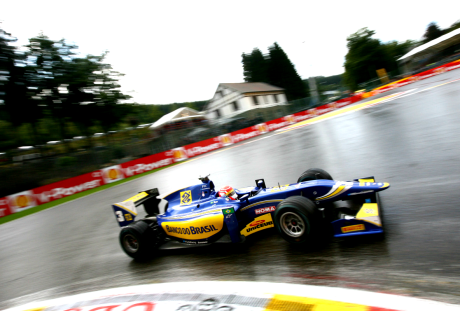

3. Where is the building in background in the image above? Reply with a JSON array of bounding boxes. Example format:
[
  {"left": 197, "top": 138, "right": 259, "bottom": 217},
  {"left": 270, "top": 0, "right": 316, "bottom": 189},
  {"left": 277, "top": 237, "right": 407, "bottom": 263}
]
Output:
[{"left": 204, "top": 83, "right": 288, "bottom": 122}]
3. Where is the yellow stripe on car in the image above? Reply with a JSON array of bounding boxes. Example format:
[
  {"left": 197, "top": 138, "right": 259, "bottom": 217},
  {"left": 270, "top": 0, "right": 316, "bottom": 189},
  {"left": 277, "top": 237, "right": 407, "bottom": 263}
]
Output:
[
  {"left": 123, "top": 191, "right": 148, "bottom": 203},
  {"left": 358, "top": 178, "right": 375, "bottom": 183},
  {"left": 316, "top": 185, "right": 345, "bottom": 201}
]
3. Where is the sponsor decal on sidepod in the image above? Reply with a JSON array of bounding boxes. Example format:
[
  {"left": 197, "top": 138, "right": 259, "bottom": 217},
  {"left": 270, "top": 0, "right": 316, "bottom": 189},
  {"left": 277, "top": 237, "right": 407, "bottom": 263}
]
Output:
[
  {"left": 240, "top": 213, "right": 274, "bottom": 236},
  {"left": 255, "top": 206, "right": 276, "bottom": 215},
  {"left": 161, "top": 214, "right": 224, "bottom": 240}
]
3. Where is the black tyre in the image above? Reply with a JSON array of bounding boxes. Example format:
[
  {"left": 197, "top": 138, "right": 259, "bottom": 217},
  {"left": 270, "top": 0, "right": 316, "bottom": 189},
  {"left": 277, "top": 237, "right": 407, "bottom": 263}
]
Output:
[
  {"left": 297, "top": 168, "right": 333, "bottom": 183},
  {"left": 119, "top": 220, "right": 158, "bottom": 260},
  {"left": 274, "top": 196, "right": 318, "bottom": 244}
]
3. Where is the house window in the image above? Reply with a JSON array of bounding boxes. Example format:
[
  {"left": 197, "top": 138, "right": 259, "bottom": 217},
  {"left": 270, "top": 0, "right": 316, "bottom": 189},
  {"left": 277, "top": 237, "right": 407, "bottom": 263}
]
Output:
[
  {"left": 273, "top": 94, "right": 278, "bottom": 103},
  {"left": 264, "top": 96, "right": 268, "bottom": 104},
  {"left": 232, "top": 101, "right": 239, "bottom": 111},
  {"left": 215, "top": 109, "right": 221, "bottom": 118},
  {"left": 253, "top": 96, "right": 259, "bottom": 105}
]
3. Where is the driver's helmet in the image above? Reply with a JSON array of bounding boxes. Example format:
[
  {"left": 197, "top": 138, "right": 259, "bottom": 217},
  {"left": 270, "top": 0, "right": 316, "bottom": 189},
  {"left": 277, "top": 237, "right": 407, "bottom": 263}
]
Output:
[{"left": 219, "top": 186, "right": 238, "bottom": 200}]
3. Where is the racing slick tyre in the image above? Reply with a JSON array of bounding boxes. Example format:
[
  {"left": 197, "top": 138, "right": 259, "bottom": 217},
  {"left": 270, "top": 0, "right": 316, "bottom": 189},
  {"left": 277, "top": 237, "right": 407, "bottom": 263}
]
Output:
[
  {"left": 274, "top": 196, "right": 318, "bottom": 244},
  {"left": 297, "top": 168, "right": 333, "bottom": 183},
  {"left": 119, "top": 220, "right": 158, "bottom": 260}
]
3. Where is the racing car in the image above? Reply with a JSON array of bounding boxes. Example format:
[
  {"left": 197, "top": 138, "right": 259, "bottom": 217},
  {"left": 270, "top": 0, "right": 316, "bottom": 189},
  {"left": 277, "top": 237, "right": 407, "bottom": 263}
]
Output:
[{"left": 111, "top": 168, "right": 390, "bottom": 260}]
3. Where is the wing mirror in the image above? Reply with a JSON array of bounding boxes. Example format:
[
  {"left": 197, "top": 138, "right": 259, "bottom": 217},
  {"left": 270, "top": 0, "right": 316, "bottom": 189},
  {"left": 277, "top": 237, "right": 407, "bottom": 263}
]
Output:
[
  {"left": 239, "top": 194, "right": 250, "bottom": 202},
  {"left": 255, "top": 179, "right": 266, "bottom": 189}
]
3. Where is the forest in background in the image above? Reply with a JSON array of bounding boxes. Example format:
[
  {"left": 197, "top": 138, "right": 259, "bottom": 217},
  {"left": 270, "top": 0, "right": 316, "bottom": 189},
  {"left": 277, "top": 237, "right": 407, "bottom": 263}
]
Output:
[{"left": 1, "top": 20, "right": 459, "bottom": 151}]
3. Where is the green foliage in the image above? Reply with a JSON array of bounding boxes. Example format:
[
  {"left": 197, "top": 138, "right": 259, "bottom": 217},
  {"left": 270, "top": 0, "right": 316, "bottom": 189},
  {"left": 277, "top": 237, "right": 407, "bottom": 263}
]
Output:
[
  {"left": 0, "top": 27, "right": 132, "bottom": 150},
  {"left": 57, "top": 156, "right": 77, "bottom": 167},
  {"left": 0, "top": 120, "right": 16, "bottom": 149},
  {"left": 344, "top": 28, "right": 389, "bottom": 91},
  {"left": 446, "top": 20, "right": 460, "bottom": 32},
  {"left": 112, "top": 145, "right": 125, "bottom": 159},
  {"left": 242, "top": 48, "right": 269, "bottom": 83},
  {"left": 241, "top": 43, "right": 307, "bottom": 100},
  {"left": 343, "top": 27, "right": 420, "bottom": 91},
  {"left": 422, "top": 22, "right": 444, "bottom": 44},
  {"left": 381, "top": 40, "right": 416, "bottom": 75},
  {"left": 268, "top": 43, "right": 308, "bottom": 100}
]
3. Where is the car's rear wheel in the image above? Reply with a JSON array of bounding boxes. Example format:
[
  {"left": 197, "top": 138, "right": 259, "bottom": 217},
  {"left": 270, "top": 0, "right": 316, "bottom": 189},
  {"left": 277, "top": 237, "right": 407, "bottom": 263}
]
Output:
[
  {"left": 274, "top": 196, "right": 318, "bottom": 244},
  {"left": 119, "top": 220, "right": 161, "bottom": 260},
  {"left": 297, "top": 168, "right": 333, "bottom": 183}
]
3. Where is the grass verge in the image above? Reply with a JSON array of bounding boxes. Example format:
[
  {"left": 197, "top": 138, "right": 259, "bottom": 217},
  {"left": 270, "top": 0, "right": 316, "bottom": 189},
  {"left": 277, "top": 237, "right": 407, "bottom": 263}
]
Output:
[{"left": 0, "top": 162, "right": 179, "bottom": 225}]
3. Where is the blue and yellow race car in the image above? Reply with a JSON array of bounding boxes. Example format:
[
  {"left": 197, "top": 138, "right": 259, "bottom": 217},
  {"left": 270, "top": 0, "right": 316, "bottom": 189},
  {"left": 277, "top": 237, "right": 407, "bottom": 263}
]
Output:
[{"left": 112, "top": 168, "right": 390, "bottom": 260}]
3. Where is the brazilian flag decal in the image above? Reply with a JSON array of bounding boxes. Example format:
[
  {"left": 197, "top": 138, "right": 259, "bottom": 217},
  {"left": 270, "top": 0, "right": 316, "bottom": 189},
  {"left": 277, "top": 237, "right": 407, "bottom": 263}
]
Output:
[{"left": 223, "top": 207, "right": 235, "bottom": 214}]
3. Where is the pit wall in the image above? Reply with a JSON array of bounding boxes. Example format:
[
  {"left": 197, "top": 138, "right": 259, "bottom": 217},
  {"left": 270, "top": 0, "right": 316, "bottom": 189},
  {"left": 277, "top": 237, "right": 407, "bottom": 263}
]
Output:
[{"left": 1, "top": 58, "right": 459, "bottom": 218}]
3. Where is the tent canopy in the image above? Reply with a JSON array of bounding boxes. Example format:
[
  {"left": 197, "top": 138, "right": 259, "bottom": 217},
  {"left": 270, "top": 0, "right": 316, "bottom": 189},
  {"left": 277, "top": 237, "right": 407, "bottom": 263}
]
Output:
[
  {"left": 398, "top": 28, "right": 460, "bottom": 62},
  {"left": 150, "top": 107, "right": 205, "bottom": 129}
]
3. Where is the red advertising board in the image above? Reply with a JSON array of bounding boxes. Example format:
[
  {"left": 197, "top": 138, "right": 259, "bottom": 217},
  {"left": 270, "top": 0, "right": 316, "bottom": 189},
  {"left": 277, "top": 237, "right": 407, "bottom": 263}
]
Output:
[
  {"left": 265, "top": 117, "right": 291, "bottom": 132},
  {"left": 292, "top": 109, "right": 315, "bottom": 122},
  {"left": 315, "top": 104, "right": 335, "bottom": 116},
  {"left": 0, "top": 197, "right": 12, "bottom": 217},
  {"left": 33, "top": 171, "right": 105, "bottom": 205},
  {"left": 446, "top": 60, "right": 460, "bottom": 71},
  {"left": 229, "top": 126, "right": 261, "bottom": 144},
  {"left": 182, "top": 137, "right": 222, "bottom": 158},
  {"left": 121, "top": 151, "right": 174, "bottom": 177}
]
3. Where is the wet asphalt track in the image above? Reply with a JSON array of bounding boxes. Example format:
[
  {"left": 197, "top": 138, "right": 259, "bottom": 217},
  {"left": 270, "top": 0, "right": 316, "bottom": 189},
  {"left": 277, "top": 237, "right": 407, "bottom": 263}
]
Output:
[{"left": 1, "top": 70, "right": 460, "bottom": 308}]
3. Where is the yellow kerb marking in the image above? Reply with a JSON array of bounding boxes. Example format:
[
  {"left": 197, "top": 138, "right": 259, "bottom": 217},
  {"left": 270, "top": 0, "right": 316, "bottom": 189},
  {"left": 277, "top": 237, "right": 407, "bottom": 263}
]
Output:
[
  {"left": 264, "top": 294, "right": 368, "bottom": 311},
  {"left": 281, "top": 93, "right": 402, "bottom": 134}
]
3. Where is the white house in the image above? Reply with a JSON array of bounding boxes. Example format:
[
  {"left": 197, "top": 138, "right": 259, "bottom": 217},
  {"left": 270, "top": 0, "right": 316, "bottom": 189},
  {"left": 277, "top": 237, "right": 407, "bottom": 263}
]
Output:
[{"left": 204, "top": 82, "right": 287, "bottom": 121}]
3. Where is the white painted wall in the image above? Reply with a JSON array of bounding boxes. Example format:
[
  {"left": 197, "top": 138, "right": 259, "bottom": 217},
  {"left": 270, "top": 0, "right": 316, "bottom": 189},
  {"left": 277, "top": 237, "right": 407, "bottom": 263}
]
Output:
[{"left": 206, "top": 84, "right": 287, "bottom": 121}]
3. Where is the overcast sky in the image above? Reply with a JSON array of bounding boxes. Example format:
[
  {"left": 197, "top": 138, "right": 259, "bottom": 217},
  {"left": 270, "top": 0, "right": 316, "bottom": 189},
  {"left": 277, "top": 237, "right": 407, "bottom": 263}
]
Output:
[{"left": 2, "top": 0, "right": 459, "bottom": 105}]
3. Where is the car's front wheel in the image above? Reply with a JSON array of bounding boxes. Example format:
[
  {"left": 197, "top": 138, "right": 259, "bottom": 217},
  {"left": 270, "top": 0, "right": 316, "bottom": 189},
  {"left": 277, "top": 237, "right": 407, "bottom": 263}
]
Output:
[
  {"left": 297, "top": 168, "right": 333, "bottom": 183},
  {"left": 274, "top": 196, "right": 318, "bottom": 244},
  {"left": 119, "top": 220, "right": 161, "bottom": 260}
]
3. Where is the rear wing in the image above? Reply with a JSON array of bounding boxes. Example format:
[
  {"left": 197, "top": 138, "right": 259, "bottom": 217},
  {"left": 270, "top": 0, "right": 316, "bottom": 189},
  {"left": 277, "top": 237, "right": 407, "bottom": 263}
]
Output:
[{"left": 112, "top": 188, "right": 160, "bottom": 227}]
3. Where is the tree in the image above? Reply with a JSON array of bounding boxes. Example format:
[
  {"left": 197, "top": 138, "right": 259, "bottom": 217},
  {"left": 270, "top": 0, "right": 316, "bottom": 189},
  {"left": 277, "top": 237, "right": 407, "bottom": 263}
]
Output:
[
  {"left": 381, "top": 40, "right": 417, "bottom": 75},
  {"left": 23, "top": 33, "right": 79, "bottom": 145},
  {"left": 422, "top": 22, "right": 444, "bottom": 44},
  {"left": 22, "top": 34, "right": 131, "bottom": 148},
  {"left": 344, "top": 28, "right": 389, "bottom": 91},
  {"left": 0, "top": 28, "right": 38, "bottom": 144},
  {"left": 267, "top": 43, "right": 307, "bottom": 100},
  {"left": 241, "top": 43, "right": 307, "bottom": 100},
  {"left": 446, "top": 20, "right": 460, "bottom": 33},
  {"left": 242, "top": 48, "right": 269, "bottom": 83}
]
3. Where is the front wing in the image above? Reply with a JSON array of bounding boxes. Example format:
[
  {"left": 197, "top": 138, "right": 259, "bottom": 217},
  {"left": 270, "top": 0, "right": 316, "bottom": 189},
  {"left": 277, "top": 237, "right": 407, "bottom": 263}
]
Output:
[{"left": 331, "top": 181, "right": 384, "bottom": 237}]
